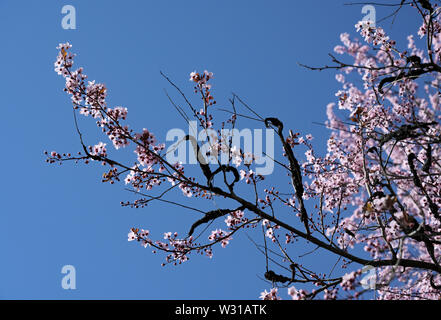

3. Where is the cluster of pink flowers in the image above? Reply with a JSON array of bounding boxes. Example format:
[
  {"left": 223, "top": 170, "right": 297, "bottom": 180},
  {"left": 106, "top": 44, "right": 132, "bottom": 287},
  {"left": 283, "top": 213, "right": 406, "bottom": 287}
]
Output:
[
  {"left": 224, "top": 210, "right": 247, "bottom": 228},
  {"left": 304, "top": 12, "right": 441, "bottom": 298},
  {"left": 340, "top": 270, "right": 363, "bottom": 291},
  {"left": 190, "top": 70, "right": 215, "bottom": 127},
  {"left": 190, "top": 70, "right": 214, "bottom": 99},
  {"left": 239, "top": 169, "right": 264, "bottom": 184},
  {"left": 323, "top": 288, "right": 338, "bottom": 300},
  {"left": 262, "top": 219, "right": 280, "bottom": 243},
  {"left": 418, "top": 15, "right": 441, "bottom": 38},
  {"left": 134, "top": 129, "right": 165, "bottom": 166},
  {"left": 54, "top": 43, "right": 74, "bottom": 76},
  {"left": 259, "top": 286, "right": 309, "bottom": 300},
  {"left": 208, "top": 229, "right": 232, "bottom": 248},
  {"left": 355, "top": 21, "right": 395, "bottom": 50},
  {"left": 287, "top": 286, "right": 308, "bottom": 300},
  {"left": 89, "top": 142, "right": 107, "bottom": 157},
  {"left": 127, "top": 226, "right": 236, "bottom": 263},
  {"left": 51, "top": 42, "right": 168, "bottom": 170},
  {"left": 259, "top": 288, "right": 280, "bottom": 300},
  {"left": 128, "top": 228, "right": 198, "bottom": 264}
]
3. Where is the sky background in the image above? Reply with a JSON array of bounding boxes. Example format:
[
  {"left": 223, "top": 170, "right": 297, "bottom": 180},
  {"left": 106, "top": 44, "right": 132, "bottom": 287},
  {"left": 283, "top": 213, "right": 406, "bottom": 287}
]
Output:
[{"left": 0, "top": 0, "right": 422, "bottom": 299}]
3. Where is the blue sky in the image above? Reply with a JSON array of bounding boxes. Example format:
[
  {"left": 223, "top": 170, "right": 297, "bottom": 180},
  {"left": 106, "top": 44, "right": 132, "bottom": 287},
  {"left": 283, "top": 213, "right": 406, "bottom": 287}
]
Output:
[{"left": 0, "top": 1, "right": 421, "bottom": 299}]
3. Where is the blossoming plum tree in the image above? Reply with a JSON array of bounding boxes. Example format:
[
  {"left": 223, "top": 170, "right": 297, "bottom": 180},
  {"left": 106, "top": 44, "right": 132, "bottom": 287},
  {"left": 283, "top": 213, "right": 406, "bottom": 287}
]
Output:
[{"left": 48, "top": 1, "right": 441, "bottom": 299}]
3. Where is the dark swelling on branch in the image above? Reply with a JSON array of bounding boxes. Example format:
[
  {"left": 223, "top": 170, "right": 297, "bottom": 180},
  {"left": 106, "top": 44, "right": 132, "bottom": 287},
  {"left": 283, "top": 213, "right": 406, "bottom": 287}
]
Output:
[{"left": 265, "top": 117, "right": 310, "bottom": 235}]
